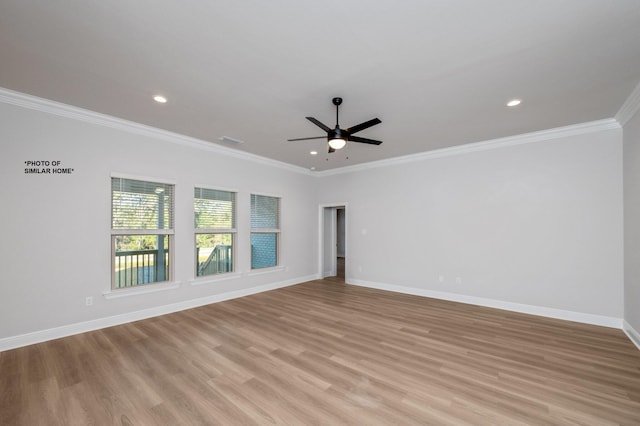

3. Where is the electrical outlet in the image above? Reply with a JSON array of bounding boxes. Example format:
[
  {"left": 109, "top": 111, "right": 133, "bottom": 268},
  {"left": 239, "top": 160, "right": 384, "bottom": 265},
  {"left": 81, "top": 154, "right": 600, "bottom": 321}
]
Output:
[
  {"left": 85, "top": 296, "right": 93, "bottom": 306},
  {"left": 456, "top": 277, "right": 462, "bottom": 284},
  {"left": 439, "top": 275, "right": 444, "bottom": 283}
]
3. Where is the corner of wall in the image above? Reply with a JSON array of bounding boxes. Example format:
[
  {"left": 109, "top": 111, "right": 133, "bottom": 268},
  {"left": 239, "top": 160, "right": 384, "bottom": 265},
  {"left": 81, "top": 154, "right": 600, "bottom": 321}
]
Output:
[
  {"left": 616, "top": 81, "right": 640, "bottom": 126},
  {"left": 623, "top": 321, "right": 640, "bottom": 350}
]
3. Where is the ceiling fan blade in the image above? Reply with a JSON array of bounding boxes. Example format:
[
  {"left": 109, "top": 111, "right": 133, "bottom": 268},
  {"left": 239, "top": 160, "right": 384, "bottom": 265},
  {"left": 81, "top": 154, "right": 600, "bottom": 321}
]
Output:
[
  {"left": 328, "top": 145, "right": 335, "bottom": 153},
  {"left": 306, "top": 117, "right": 332, "bottom": 132},
  {"left": 287, "top": 136, "right": 326, "bottom": 141},
  {"left": 349, "top": 135, "right": 383, "bottom": 145},
  {"left": 346, "top": 118, "right": 381, "bottom": 134}
]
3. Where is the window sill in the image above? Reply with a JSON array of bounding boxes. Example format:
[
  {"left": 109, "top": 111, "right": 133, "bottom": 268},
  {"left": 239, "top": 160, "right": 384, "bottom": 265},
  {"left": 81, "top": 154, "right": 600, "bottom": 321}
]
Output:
[
  {"left": 103, "top": 281, "right": 182, "bottom": 299},
  {"left": 189, "top": 272, "right": 242, "bottom": 286},
  {"left": 247, "top": 266, "right": 286, "bottom": 277}
]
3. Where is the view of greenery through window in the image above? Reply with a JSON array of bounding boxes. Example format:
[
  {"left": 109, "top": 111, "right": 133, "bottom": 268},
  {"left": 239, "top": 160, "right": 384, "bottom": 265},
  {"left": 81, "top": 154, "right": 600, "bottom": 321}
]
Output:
[
  {"left": 112, "top": 188, "right": 172, "bottom": 250},
  {"left": 112, "top": 181, "right": 281, "bottom": 286},
  {"left": 195, "top": 188, "right": 235, "bottom": 276}
]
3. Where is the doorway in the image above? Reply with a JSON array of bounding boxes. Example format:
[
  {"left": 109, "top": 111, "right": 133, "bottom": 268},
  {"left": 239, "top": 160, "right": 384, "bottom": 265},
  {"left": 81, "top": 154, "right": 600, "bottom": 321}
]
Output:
[
  {"left": 320, "top": 204, "right": 346, "bottom": 280},
  {"left": 336, "top": 207, "right": 345, "bottom": 278}
]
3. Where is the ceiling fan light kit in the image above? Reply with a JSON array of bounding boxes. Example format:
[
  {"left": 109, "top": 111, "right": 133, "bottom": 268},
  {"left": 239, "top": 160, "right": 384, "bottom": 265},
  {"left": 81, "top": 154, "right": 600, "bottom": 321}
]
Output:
[
  {"left": 328, "top": 128, "right": 348, "bottom": 150},
  {"left": 288, "top": 97, "right": 382, "bottom": 154},
  {"left": 328, "top": 138, "right": 347, "bottom": 150}
]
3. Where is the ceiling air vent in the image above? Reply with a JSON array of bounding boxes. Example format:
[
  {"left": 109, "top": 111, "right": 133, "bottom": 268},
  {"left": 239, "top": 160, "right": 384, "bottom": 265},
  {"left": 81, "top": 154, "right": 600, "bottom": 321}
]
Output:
[{"left": 219, "top": 136, "right": 244, "bottom": 144}]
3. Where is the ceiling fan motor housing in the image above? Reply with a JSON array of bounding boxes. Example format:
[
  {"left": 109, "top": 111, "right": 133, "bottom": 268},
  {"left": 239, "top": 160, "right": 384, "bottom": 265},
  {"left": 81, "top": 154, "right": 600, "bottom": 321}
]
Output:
[{"left": 330, "top": 127, "right": 348, "bottom": 140}]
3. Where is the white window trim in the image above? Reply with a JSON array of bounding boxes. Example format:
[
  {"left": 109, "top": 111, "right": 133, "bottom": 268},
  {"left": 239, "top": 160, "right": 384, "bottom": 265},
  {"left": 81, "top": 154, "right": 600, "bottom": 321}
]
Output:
[
  {"left": 110, "top": 176, "right": 176, "bottom": 291},
  {"left": 111, "top": 171, "right": 176, "bottom": 185},
  {"left": 188, "top": 271, "right": 243, "bottom": 286},
  {"left": 112, "top": 229, "right": 174, "bottom": 236},
  {"left": 194, "top": 187, "right": 237, "bottom": 279},
  {"left": 247, "top": 266, "right": 286, "bottom": 276},
  {"left": 250, "top": 194, "right": 281, "bottom": 270},
  {"left": 250, "top": 227, "right": 281, "bottom": 233},
  {"left": 103, "top": 280, "right": 182, "bottom": 299},
  {"left": 194, "top": 183, "right": 239, "bottom": 193}
]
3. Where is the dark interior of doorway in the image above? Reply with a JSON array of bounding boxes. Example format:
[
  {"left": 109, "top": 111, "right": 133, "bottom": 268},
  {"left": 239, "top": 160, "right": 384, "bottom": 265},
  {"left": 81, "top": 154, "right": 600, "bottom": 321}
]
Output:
[{"left": 337, "top": 256, "right": 345, "bottom": 279}]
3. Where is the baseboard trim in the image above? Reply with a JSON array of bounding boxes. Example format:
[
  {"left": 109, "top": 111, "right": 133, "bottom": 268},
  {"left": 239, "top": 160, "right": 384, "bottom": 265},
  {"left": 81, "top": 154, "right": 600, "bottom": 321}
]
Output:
[
  {"left": 0, "top": 274, "right": 319, "bottom": 352},
  {"left": 623, "top": 321, "right": 640, "bottom": 350},
  {"left": 347, "top": 279, "right": 623, "bottom": 329},
  {"left": 4, "top": 275, "right": 632, "bottom": 352}
]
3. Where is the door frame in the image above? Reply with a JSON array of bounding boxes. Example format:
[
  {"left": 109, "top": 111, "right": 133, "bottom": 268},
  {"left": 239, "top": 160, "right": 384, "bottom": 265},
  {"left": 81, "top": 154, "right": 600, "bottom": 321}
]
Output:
[{"left": 318, "top": 203, "right": 347, "bottom": 278}]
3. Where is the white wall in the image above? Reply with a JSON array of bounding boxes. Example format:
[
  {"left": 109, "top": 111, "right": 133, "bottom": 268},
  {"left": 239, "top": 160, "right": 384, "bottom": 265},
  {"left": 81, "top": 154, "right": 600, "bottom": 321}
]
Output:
[
  {"left": 624, "top": 105, "right": 640, "bottom": 335},
  {"left": 318, "top": 127, "right": 624, "bottom": 321},
  {"left": 322, "top": 207, "right": 335, "bottom": 276},
  {"left": 0, "top": 98, "right": 319, "bottom": 344},
  {"left": 0, "top": 90, "right": 630, "bottom": 349}
]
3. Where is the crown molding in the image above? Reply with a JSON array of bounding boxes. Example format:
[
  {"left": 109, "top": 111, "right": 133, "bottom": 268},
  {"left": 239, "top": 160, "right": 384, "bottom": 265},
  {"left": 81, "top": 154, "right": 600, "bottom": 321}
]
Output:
[
  {"left": 0, "top": 87, "right": 312, "bottom": 176},
  {"left": 616, "top": 80, "right": 640, "bottom": 127},
  {"left": 316, "top": 118, "right": 621, "bottom": 177},
  {"left": 1, "top": 87, "right": 625, "bottom": 179}
]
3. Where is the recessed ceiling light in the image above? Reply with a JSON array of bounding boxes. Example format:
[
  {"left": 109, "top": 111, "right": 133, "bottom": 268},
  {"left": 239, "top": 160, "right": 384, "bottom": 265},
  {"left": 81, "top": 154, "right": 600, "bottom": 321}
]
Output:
[
  {"left": 507, "top": 99, "right": 521, "bottom": 107},
  {"left": 153, "top": 95, "right": 167, "bottom": 103},
  {"left": 310, "top": 150, "right": 318, "bottom": 155},
  {"left": 310, "top": 167, "right": 316, "bottom": 171}
]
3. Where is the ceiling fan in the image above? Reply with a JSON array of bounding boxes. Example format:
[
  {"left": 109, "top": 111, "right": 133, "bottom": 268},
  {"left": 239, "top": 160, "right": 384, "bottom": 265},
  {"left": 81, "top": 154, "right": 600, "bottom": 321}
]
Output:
[{"left": 288, "top": 97, "right": 382, "bottom": 153}]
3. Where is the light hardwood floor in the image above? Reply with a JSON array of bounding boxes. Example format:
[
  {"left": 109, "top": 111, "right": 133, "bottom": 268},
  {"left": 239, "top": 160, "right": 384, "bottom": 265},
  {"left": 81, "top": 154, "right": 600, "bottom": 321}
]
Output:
[{"left": 2, "top": 278, "right": 640, "bottom": 425}]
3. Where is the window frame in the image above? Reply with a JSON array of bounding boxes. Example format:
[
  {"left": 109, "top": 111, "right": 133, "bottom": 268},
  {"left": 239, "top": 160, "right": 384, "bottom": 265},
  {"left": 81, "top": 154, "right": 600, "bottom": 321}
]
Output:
[
  {"left": 110, "top": 174, "right": 175, "bottom": 290},
  {"left": 250, "top": 193, "right": 281, "bottom": 270},
  {"left": 194, "top": 186, "right": 237, "bottom": 278}
]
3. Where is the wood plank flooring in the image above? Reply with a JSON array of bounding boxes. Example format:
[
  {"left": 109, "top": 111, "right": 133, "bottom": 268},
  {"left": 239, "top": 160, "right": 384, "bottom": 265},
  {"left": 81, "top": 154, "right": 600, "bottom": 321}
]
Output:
[{"left": 2, "top": 278, "right": 640, "bottom": 425}]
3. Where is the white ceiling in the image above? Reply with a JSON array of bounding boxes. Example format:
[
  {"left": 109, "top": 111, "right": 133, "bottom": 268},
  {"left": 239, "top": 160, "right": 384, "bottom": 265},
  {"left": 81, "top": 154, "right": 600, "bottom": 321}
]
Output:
[{"left": 1, "top": 1, "right": 639, "bottom": 171}]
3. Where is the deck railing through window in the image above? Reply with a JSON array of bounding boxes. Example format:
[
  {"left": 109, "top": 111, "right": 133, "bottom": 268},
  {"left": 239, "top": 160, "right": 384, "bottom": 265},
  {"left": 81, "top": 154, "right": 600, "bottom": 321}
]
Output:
[
  {"left": 197, "top": 245, "right": 232, "bottom": 276},
  {"left": 114, "top": 249, "right": 170, "bottom": 288}
]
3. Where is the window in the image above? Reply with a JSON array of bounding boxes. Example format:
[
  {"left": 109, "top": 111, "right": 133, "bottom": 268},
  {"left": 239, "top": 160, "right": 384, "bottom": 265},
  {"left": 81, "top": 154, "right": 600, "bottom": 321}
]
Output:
[
  {"left": 194, "top": 188, "right": 236, "bottom": 277},
  {"left": 250, "top": 194, "right": 280, "bottom": 269},
  {"left": 111, "top": 177, "right": 174, "bottom": 289}
]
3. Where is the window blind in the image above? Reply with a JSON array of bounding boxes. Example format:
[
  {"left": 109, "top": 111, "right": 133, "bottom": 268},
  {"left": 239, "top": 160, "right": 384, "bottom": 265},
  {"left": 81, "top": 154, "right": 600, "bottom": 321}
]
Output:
[
  {"left": 194, "top": 188, "right": 235, "bottom": 229},
  {"left": 250, "top": 194, "right": 280, "bottom": 229},
  {"left": 111, "top": 177, "right": 174, "bottom": 230}
]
